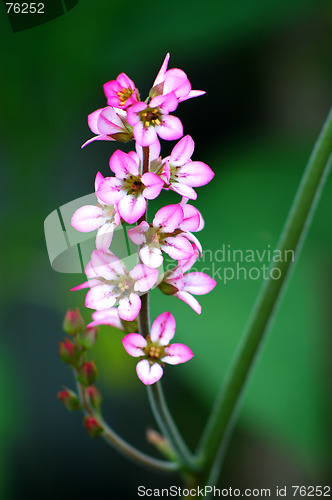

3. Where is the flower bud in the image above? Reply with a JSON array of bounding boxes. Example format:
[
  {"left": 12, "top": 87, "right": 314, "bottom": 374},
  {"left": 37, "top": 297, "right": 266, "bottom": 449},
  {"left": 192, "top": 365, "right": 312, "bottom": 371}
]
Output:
[
  {"left": 77, "top": 361, "right": 98, "bottom": 386},
  {"left": 58, "top": 339, "right": 82, "bottom": 365},
  {"left": 78, "top": 327, "right": 98, "bottom": 350},
  {"left": 57, "top": 388, "right": 82, "bottom": 411},
  {"left": 84, "top": 416, "right": 103, "bottom": 437},
  {"left": 86, "top": 386, "right": 102, "bottom": 411},
  {"left": 63, "top": 308, "right": 85, "bottom": 335}
]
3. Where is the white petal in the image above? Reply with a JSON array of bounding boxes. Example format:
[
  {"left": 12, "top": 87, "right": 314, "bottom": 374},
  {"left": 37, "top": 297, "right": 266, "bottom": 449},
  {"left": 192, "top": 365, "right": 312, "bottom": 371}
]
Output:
[{"left": 136, "top": 359, "right": 163, "bottom": 385}]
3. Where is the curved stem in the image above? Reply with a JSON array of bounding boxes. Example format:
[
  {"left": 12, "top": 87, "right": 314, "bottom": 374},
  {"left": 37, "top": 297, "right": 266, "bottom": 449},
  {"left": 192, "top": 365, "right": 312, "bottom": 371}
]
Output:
[
  {"left": 147, "top": 382, "right": 196, "bottom": 470},
  {"left": 197, "top": 108, "right": 332, "bottom": 480},
  {"left": 75, "top": 377, "right": 178, "bottom": 472}
]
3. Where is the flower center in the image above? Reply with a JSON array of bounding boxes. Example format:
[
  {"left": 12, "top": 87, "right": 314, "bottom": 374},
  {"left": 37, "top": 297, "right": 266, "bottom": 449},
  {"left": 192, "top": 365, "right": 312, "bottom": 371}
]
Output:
[
  {"left": 102, "top": 205, "right": 117, "bottom": 222},
  {"left": 139, "top": 107, "right": 162, "bottom": 128},
  {"left": 112, "top": 274, "right": 135, "bottom": 298},
  {"left": 123, "top": 175, "right": 144, "bottom": 197},
  {"left": 117, "top": 88, "right": 134, "bottom": 106}
]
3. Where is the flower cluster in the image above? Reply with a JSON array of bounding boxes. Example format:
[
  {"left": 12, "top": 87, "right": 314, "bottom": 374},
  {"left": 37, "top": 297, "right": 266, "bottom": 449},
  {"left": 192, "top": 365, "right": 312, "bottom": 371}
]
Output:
[{"left": 70, "top": 54, "right": 216, "bottom": 385}]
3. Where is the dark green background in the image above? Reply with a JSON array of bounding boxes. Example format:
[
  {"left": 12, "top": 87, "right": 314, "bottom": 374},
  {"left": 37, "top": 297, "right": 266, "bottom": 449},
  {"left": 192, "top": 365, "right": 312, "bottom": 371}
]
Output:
[{"left": 0, "top": 1, "right": 331, "bottom": 498}]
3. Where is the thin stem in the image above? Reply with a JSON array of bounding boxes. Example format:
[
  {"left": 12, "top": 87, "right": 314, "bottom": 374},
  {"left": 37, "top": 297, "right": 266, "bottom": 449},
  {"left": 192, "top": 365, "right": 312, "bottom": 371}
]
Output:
[
  {"left": 138, "top": 146, "right": 195, "bottom": 471},
  {"left": 197, "top": 108, "right": 332, "bottom": 481},
  {"left": 75, "top": 377, "right": 178, "bottom": 472},
  {"left": 147, "top": 382, "right": 197, "bottom": 470}
]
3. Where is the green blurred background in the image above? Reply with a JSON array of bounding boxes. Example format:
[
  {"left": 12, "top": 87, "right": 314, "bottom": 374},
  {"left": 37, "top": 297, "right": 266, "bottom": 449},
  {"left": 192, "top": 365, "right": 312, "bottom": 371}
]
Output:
[{"left": 0, "top": 0, "right": 331, "bottom": 498}]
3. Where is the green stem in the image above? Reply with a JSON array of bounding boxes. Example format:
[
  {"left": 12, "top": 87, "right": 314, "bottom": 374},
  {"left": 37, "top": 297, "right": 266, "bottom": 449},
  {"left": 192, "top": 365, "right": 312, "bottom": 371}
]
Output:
[
  {"left": 138, "top": 146, "right": 194, "bottom": 471},
  {"left": 75, "top": 377, "right": 178, "bottom": 472},
  {"left": 197, "top": 108, "right": 332, "bottom": 482},
  {"left": 147, "top": 382, "right": 196, "bottom": 470}
]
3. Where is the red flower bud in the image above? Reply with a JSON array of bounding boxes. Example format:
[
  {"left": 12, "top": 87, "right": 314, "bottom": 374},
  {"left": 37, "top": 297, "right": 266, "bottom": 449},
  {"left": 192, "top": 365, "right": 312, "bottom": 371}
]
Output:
[
  {"left": 57, "top": 388, "right": 81, "bottom": 411},
  {"left": 77, "top": 361, "right": 98, "bottom": 386},
  {"left": 84, "top": 416, "right": 103, "bottom": 438},
  {"left": 63, "top": 308, "right": 85, "bottom": 335},
  {"left": 86, "top": 386, "right": 102, "bottom": 411},
  {"left": 78, "top": 327, "right": 98, "bottom": 350},
  {"left": 58, "top": 339, "right": 82, "bottom": 365}
]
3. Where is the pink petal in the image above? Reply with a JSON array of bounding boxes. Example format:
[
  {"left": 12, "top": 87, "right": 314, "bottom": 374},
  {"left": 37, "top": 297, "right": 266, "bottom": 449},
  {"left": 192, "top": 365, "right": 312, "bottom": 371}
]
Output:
[
  {"left": 118, "top": 194, "right": 146, "bottom": 224},
  {"left": 150, "top": 311, "right": 176, "bottom": 346},
  {"left": 178, "top": 161, "right": 214, "bottom": 187},
  {"left": 163, "top": 265, "right": 184, "bottom": 291},
  {"left": 136, "top": 140, "right": 161, "bottom": 163},
  {"left": 88, "top": 108, "right": 103, "bottom": 134},
  {"left": 88, "top": 308, "right": 123, "bottom": 329},
  {"left": 162, "top": 235, "right": 194, "bottom": 261},
  {"left": 91, "top": 250, "right": 124, "bottom": 279},
  {"left": 153, "top": 53, "right": 170, "bottom": 87},
  {"left": 98, "top": 112, "right": 124, "bottom": 135},
  {"left": 139, "top": 244, "right": 163, "bottom": 269},
  {"left": 71, "top": 278, "right": 99, "bottom": 291},
  {"left": 141, "top": 172, "right": 164, "bottom": 200},
  {"left": 116, "top": 72, "right": 136, "bottom": 89},
  {"left": 81, "top": 135, "right": 115, "bottom": 148},
  {"left": 156, "top": 115, "right": 183, "bottom": 141},
  {"left": 179, "top": 243, "right": 199, "bottom": 272},
  {"left": 97, "top": 177, "right": 124, "bottom": 205},
  {"left": 126, "top": 102, "right": 147, "bottom": 126},
  {"left": 133, "top": 121, "right": 158, "bottom": 147},
  {"left": 161, "top": 343, "right": 194, "bottom": 365},
  {"left": 131, "top": 264, "right": 158, "bottom": 292},
  {"left": 153, "top": 204, "right": 183, "bottom": 233},
  {"left": 109, "top": 150, "right": 139, "bottom": 178},
  {"left": 182, "top": 232, "right": 202, "bottom": 257},
  {"left": 95, "top": 172, "right": 105, "bottom": 192},
  {"left": 183, "top": 272, "right": 217, "bottom": 295},
  {"left": 150, "top": 92, "right": 178, "bottom": 113},
  {"left": 118, "top": 293, "right": 141, "bottom": 321},
  {"left": 71, "top": 205, "right": 105, "bottom": 232},
  {"left": 127, "top": 221, "right": 149, "bottom": 245},
  {"left": 178, "top": 90, "right": 206, "bottom": 102},
  {"left": 122, "top": 333, "right": 147, "bottom": 357},
  {"left": 163, "top": 69, "right": 191, "bottom": 99},
  {"left": 170, "top": 182, "right": 197, "bottom": 200},
  {"left": 136, "top": 359, "right": 163, "bottom": 385},
  {"left": 174, "top": 290, "right": 201, "bottom": 314},
  {"left": 85, "top": 284, "right": 116, "bottom": 310},
  {"left": 169, "top": 135, "right": 194, "bottom": 166},
  {"left": 179, "top": 204, "right": 204, "bottom": 232},
  {"left": 96, "top": 223, "right": 115, "bottom": 252}
]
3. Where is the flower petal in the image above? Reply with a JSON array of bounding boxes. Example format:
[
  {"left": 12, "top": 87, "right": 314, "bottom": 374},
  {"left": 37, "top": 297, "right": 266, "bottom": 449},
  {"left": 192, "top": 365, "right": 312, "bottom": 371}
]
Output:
[
  {"left": 136, "top": 359, "right": 163, "bottom": 385},
  {"left": 95, "top": 172, "right": 105, "bottom": 192},
  {"left": 169, "top": 135, "right": 194, "bottom": 166},
  {"left": 162, "top": 235, "right": 194, "bottom": 261},
  {"left": 178, "top": 161, "right": 214, "bottom": 187},
  {"left": 97, "top": 177, "right": 124, "bottom": 205},
  {"left": 153, "top": 204, "right": 183, "bottom": 233},
  {"left": 178, "top": 90, "right": 206, "bottom": 102},
  {"left": 122, "top": 333, "right": 147, "bottom": 357},
  {"left": 174, "top": 290, "right": 201, "bottom": 314},
  {"left": 133, "top": 121, "right": 158, "bottom": 147},
  {"left": 131, "top": 264, "right": 158, "bottom": 292},
  {"left": 150, "top": 311, "right": 176, "bottom": 345},
  {"left": 96, "top": 223, "right": 116, "bottom": 252},
  {"left": 141, "top": 172, "right": 164, "bottom": 200},
  {"left": 161, "top": 343, "right": 194, "bottom": 365},
  {"left": 170, "top": 182, "right": 197, "bottom": 200},
  {"left": 183, "top": 272, "right": 217, "bottom": 295},
  {"left": 88, "top": 308, "right": 123, "bottom": 329},
  {"left": 127, "top": 221, "right": 149, "bottom": 245},
  {"left": 179, "top": 204, "right": 204, "bottom": 232},
  {"left": 156, "top": 115, "right": 183, "bottom": 141},
  {"left": 90, "top": 250, "right": 124, "bottom": 279},
  {"left": 109, "top": 150, "right": 139, "bottom": 178},
  {"left": 118, "top": 293, "right": 141, "bottom": 321},
  {"left": 139, "top": 244, "right": 163, "bottom": 269},
  {"left": 71, "top": 205, "right": 105, "bottom": 232},
  {"left": 88, "top": 108, "right": 103, "bottom": 134},
  {"left": 85, "top": 284, "right": 116, "bottom": 310},
  {"left": 118, "top": 194, "right": 146, "bottom": 224},
  {"left": 153, "top": 53, "right": 170, "bottom": 87}
]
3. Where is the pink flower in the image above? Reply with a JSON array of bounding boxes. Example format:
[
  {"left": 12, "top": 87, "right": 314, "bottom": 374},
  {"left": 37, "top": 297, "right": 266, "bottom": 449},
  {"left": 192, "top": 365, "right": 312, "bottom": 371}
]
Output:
[
  {"left": 103, "top": 73, "right": 139, "bottom": 109},
  {"left": 126, "top": 93, "right": 183, "bottom": 147},
  {"left": 127, "top": 204, "right": 197, "bottom": 269},
  {"left": 82, "top": 107, "right": 133, "bottom": 148},
  {"left": 151, "top": 53, "right": 205, "bottom": 103},
  {"left": 71, "top": 172, "right": 121, "bottom": 252},
  {"left": 160, "top": 135, "right": 214, "bottom": 200},
  {"left": 96, "top": 150, "right": 164, "bottom": 224},
  {"left": 72, "top": 250, "right": 158, "bottom": 321},
  {"left": 122, "top": 312, "right": 193, "bottom": 385},
  {"left": 88, "top": 308, "right": 124, "bottom": 330},
  {"left": 159, "top": 266, "right": 216, "bottom": 315}
]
